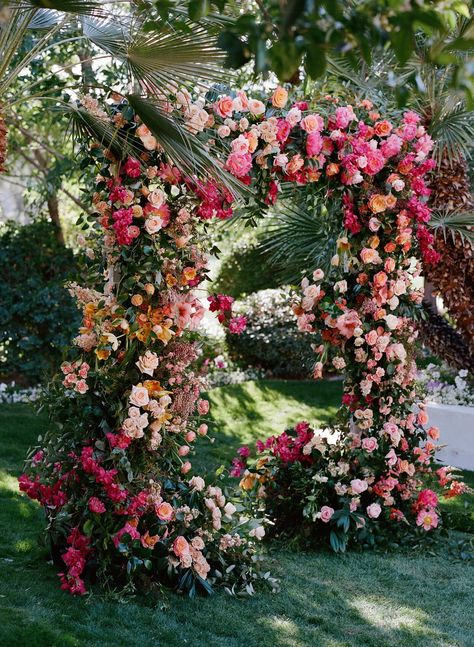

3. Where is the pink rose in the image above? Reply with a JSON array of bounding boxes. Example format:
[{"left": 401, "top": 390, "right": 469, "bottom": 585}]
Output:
[
  {"left": 351, "top": 479, "right": 368, "bottom": 494},
  {"left": 88, "top": 497, "right": 106, "bottom": 514},
  {"left": 225, "top": 152, "right": 253, "bottom": 178},
  {"left": 336, "top": 310, "right": 362, "bottom": 339},
  {"left": 319, "top": 505, "right": 335, "bottom": 523},
  {"left": 366, "top": 503, "right": 382, "bottom": 519},
  {"left": 362, "top": 437, "right": 378, "bottom": 453},
  {"left": 306, "top": 131, "right": 323, "bottom": 157},
  {"left": 75, "top": 379, "right": 89, "bottom": 394}
]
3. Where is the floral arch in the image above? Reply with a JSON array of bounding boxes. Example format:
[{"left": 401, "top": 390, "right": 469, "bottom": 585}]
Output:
[{"left": 19, "top": 87, "right": 465, "bottom": 596}]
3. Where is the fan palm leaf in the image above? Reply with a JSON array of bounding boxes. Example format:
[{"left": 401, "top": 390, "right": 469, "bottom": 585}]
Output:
[
  {"left": 260, "top": 200, "right": 343, "bottom": 284},
  {"left": 428, "top": 209, "right": 474, "bottom": 247}
]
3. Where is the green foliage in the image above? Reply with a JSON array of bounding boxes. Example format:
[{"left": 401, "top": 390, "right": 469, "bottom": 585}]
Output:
[
  {"left": 0, "top": 219, "right": 79, "bottom": 384},
  {"left": 214, "top": 238, "right": 281, "bottom": 299},
  {"left": 226, "top": 289, "right": 316, "bottom": 379}
]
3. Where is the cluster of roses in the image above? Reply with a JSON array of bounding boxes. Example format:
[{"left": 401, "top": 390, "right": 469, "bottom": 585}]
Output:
[
  {"left": 168, "top": 86, "right": 439, "bottom": 266},
  {"left": 60, "top": 360, "right": 90, "bottom": 394},
  {"left": 19, "top": 98, "right": 265, "bottom": 597}
]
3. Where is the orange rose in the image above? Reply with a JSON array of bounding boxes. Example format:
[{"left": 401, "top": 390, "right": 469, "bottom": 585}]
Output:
[
  {"left": 368, "top": 235, "right": 380, "bottom": 249},
  {"left": 326, "top": 163, "right": 340, "bottom": 176},
  {"left": 373, "top": 271, "right": 388, "bottom": 287},
  {"left": 141, "top": 531, "right": 160, "bottom": 549},
  {"left": 271, "top": 86, "right": 288, "bottom": 108},
  {"left": 384, "top": 242, "right": 397, "bottom": 253},
  {"left": 374, "top": 120, "right": 392, "bottom": 136},
  {"left": 239, "top": 471, "right": 257, "bottom": 491},
  {"left": 131, "top": 294, "right": 143, "bottom": 307},
  {"left": 385, "top": 194, "right": 397, "bottom": 209},
  {"left": 368, "top": 194, "right": 387, "bottom": 214}
]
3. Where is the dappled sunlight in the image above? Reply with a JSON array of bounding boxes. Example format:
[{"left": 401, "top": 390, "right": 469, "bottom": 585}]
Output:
[
  {"left": 259, "top": 615, "right": 301, "bottom": 647},
  {"left": 348, "top": 595, "right": 429, "bottom": 633},
  {"left": 0, "top": 470, "right": 20, "bottom": 494},
  {"left": 14, "top": 538, "right": 34, "bottom": 554}
]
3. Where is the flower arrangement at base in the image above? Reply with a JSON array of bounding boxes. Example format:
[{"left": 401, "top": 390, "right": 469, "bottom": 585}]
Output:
[{"left": 18, "top": 98, "right": 270, "bottom": 597}]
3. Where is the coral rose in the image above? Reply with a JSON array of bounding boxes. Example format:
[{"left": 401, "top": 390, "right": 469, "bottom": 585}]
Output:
[
  {"left": 173, "top": 535, "right": 190, "bottom": 558},
  {"left": 368, "top": 194, "right": 387, "bottom": 213}
]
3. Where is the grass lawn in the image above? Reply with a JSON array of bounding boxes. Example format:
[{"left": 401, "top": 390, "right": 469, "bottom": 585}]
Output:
[{"left": 1, "top": 380, "right": 473, "bottom": 647}]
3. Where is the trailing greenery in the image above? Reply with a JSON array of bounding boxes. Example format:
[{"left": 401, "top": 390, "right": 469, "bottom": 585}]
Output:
[{"left": 0, "top": 218, "right": 79, "bottom": 384}]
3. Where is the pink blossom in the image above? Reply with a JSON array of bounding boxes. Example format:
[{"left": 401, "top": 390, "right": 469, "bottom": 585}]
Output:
[
  {"left": 225, "top": 152, "right": 253, "bottom": 178},
  {"left": 362, "top": 437, "right": 378, "bottom": 452},
  {"left": 228, "top": 315, "right": 247, "bottom": 334},
  {"left": 366, "top": 503, "right": 382, "bottom": 519},
  {"left": 416, "top": 508, "right": 439, "bottom": 531},
  {"left": 351, "top": 479, "right": 368, "bottom": 494},
  {"left": 306, "top": 131, "right": 323, "bottom": 157},
  {"left": 319, "top": 505, "right": 335, "bottom": 523},
  {"left": 88, "top": 497, "right": 106, "bottom": 513}
]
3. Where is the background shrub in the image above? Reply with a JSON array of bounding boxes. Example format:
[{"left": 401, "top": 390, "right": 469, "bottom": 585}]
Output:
[
  {"left": 0, "top": 218, "right": 79, "bottom": 384},
  {"left": 213, "top": 238, "right": 281, "bottom": 299},
  {"left": 226, "top": 288, "right": 316, "bottom": 379}
]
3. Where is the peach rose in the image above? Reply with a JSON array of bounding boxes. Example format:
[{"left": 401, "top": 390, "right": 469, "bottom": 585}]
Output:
[
  {"left": 248, "top": 99, "right": 265, "bottom": 116},
  {"left": 129, "top": 385, "right": 150, "bottom": 408},
  {"left": 373, "top": 271, "right": 388, "bottom": 287},
  {"left": 156, "top": 501, "right": 174, "bottom": 521},
  {"left": 374, "top": 120, "right": 392, "bottom": 136},
  {"left": 136, "top": 351, "right": 159, "bottom": 376},
  {"left": 144, "top": 215, "right": 163, "bottom": 235},
  {"left": 173, "top": 535, "right": 190, "bottom": 558},
  {"left": 360, "top": 248, "right": 382, "bottom": 264},
  {"left": 336, "top": 310, "right": 362, "bottom": 339},
  {"left": 271, "top": 86, "right": 288, "bottom": 108},
  {"left": 147, "top": 189, "right": 166, "bottom": 208},
  {"left": 368, "top": 194, "right": 387, "bottom": 214},
  {"left": 216, "top": 95, "right": 234, "bottom": 118},
  {"left": 300, "top": 114, "right": 323, "bottom": 133}
]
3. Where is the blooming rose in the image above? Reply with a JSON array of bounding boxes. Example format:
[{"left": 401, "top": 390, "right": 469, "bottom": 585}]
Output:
[
  {"left": 384, "top": 314, "right": 399, "bottom": 330},
  {"left": 224, "top": 502, "right": 237, "bottom": 517},
  {"left": 360, "top": 248, "right": 382, "bottom": 264},
  {"left": 248, "top": 99, "right": 265, "bottom": 116},
  {"left": 319, "top": 506, "right": 335, "bottom": 523},
  {"left": 301, "top": 114, "right": 324, "bottom": 133},
  {"left": 145, "top": 215, "right": 163, "bottom": 235},
  {"left": 385, "top": 343, "right": 407, "bottom": 363},
  {"left": 156, "top": 501, "right": 174, "bottom": 521},
  {"left": 271, "top": 86, "right": 288, "bottom": 108},
  {"left": 75, "top": 380, "right": 88, "bottom": 394},
  {"left": 173, "top": 535, "right": 190, "bottom": 559},
  {"left": 136, "top": 351, "right": 159, "bottom": 376},
  {"left": 368, "top": 194, "right": 387, "bottom": 213},
  {"left": 189, "top": 476, "right": 205, "bottom": 491},
  {"left": 129, "top": 385, "right": 150, "bottom": 408},
  {"left": 336, "top": 310, "right": 362, "bottom": 339},
  {"left": 217, "top": 125, "right": 231, "bottom": 138},
  {"left": 313, "top": 269, "right": 324, "bottom": 281},
  {"left": 216, "top": 95, "right": 234, "bottom": 118},
  {"left": 306, "top": 131, "right": 323, "bottom": 157},
  {"left": 351, "top": 479, "right": 368, "bottom": 494},
  {"left": 366, "top": 503, "right": 382, "bottom": 519},
  {"left": 362, "top": 437, "right": 378, "bottom": 453},
  {"left": 416, "top": 508, "right": 439, "bottom": 531},
  {"left": 225, "top": 152, "right": 252, "bottom": 178}
]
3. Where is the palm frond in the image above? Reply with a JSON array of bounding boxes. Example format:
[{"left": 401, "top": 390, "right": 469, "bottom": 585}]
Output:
[
  {"left": 8, "top": 0, "right": 104, "bottom": 14},
  {"left": 428, "top": 209, "right": 474, "bottom": 247},
  {"left": 126, "top": 94, "right": 246, "bottom": 197},
  {"left": 82, "top": 16, "right": 226, "bottom": 93},
  {"left": 260, "top": 200, "right": 343, "bottom": 284},
  {"left": 65, "top": 105, "right": 140, "bottom": 161},
  {"left": 429, "top": 105, "right": 474, "bottom": 164}
]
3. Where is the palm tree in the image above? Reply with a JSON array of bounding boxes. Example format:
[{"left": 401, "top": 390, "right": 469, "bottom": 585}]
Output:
[{"left": 0, "top": 1, "right": 230, "bottom": 183}]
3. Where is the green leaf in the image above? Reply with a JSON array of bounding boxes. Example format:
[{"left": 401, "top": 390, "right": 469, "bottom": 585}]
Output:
[{"left": 188, "top": 0, "right": 210, "bottom": 21}]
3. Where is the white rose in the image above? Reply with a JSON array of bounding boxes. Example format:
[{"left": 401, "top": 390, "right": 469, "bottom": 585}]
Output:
[{"left": 224, "top": 502, "right": 237, "bottom": 517}]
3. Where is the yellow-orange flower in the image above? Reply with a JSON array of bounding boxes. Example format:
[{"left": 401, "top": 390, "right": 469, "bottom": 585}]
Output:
[{"left": 239, "top": 471, "right": 257, "bottom": 491}]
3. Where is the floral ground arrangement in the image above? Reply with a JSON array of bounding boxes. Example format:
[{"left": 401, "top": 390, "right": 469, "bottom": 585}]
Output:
[
  {"left": 2, "top": 387, "right": 474, "bottom": 647},
  {"left": 17, "top": 89, "right": 469, "bottom": 593}
]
